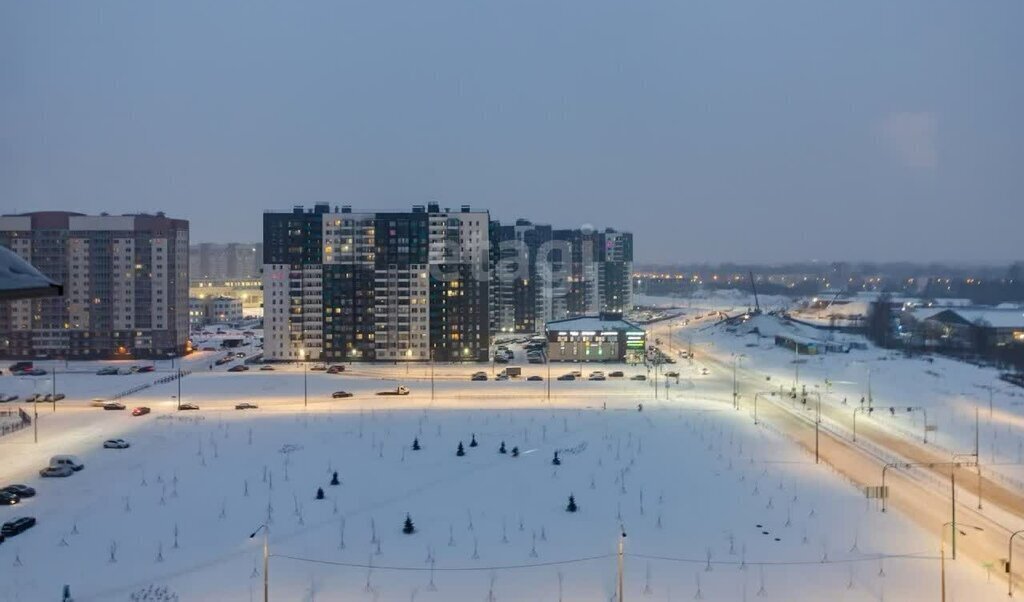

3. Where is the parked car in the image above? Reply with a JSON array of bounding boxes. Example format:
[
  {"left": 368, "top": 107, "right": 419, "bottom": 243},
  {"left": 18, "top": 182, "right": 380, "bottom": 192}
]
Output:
[
  {"left": 25, "top": 368, "right": 47, "bottom": 376},
  {"left": 235, "top": 352, "right": 247, "bottom": 358},
  {"left": 665, "top": 371, "right": 680, "bottom": 378},
  {"left": 259, "top": 365, "right": 275, "bottom": 371},
  {"left": 235, "top": 402, "right": 258, "bottom": 410},
  {"left": 0, "top": 394, "right": 18, "bottom": 402},
  {"left": 331, "top": 391, "right": 353, "bottom": 399},
  {"left": 2, "top": 485, "right": 35, "bottom": 499},
  {"left": 326, "top": 365, "right": 345, "bottom": 374},
  {"left": 103, "top": 402, "right": 126, "bottom": 411},
  {"left": 494, "top": 355, "right": 509, "bottom": 364},
  {"left": 137, "top": 365, "right": 155, "bottom": 373},
  {"left": 39, "top": 466, "right": 74, "bottom": 478},
  {"left": 179, "top": 403, "right": 200, "bottom": 411},
  {"left": 496, "top": 373, "right": 509, "bottom": 381},
  {"left": 8, "top": 362, "right": 33, "bottom": 374},
  {"left": 1, "top": 517, "right": 36, "bottom": 537},
  {"left": 471, "top": 372, "right": 488, "bottom": 381},
  {"left": 588, "top": 374, "right": 606, "bottom": 381},
  {"left": 609, "top": 371, "right": 624, "bottom": 378},
  {"left": 131, "top": 406, "right": 151, "bottom": 416},
  {"left": 103, "top": 439, "right": 130, "bottom": 449},
  {"left": 557, "top": 374, "right": 575, "bottom": 381},
  {"left": 25, "top": 394, "right": 41, "bottom": 402},
  {"left": 50, "top": 455, "right": 84, "bottom": 471},
  {"left": 0, "top": 491, "right": 18, "bottom": 506},
  {"left": 700, "top": 367, "right": 709, "bottom": 376},
  {"left": 96, "top": 366, "right": 119, "bottom": 375},
  {"left": 630, "top": 374, "right": 647, "bottom": 381},
  {"left": 310, "top": 364, "right": 327, "bottom": 371},
  {"left": 227, "top": 365, "right": 249, "bottom": 372},
  {"left": 527, "top": 375, "right": 543, "bottom": 381}
]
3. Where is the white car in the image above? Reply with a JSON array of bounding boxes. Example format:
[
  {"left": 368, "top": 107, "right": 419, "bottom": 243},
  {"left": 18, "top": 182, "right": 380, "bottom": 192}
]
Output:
[{"left": 103, "top": 439, "right": 130, "bottom": 449}]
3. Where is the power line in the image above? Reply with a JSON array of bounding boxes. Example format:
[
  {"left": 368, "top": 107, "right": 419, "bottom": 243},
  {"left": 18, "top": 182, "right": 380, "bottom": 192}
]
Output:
[
  {"left": 629, "top": 551, "right": 937, "bottom": 566},
  {"left": 272, "top": 553, "right": 614, "bottom": 572}
]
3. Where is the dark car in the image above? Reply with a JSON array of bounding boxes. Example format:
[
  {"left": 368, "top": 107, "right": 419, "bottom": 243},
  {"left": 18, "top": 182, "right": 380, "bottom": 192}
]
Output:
[
  {"left": 103, "top": 402, "right": 126, "bottom": 411},
  {"left": 471, "top": 373, "right": 488, "bottom": 381},
  {"left": 259, "top": 365, "right": 275, "bottom": 371},
  {"left": 2, "top": 485, "right": 35, "bottom": 498},
  {"left": 0, "top": 491, "right": 18, "bottom": 506},
  {"left": 1, "top": 517, "right": 37, "bottom": 537},
  {"left": 179, "top": 403, "right": 200, "bottom": 411},
  {"left": 630, "top": 374, "right": 647, "bottom": 381},
  {"left": 227, "top": 365, "right": 249, "bottom": 372},
  {"left": 527, "top": 375, "right": 543, "bottom": 381},
  {"left": 331, "top": 391, "right": 353, "bottom": 399},
  {"left": 96, "top": 366, "right": 119, "bottom": 375},
  {"left": 557, "top": 374, "right": 575, "bottom": 381},
  {"left": 137, "top": 365, "right": 155, "bottom": 373},
  {"left": 235, "top": 402, "right": 258, "bottom": 410},
  {"left": 131, "top": 406, "right": 151, "bottom": 416},
  {"left": 609, "top": 371, "right": 625, "bottom": 378},
  {"left": 326, "top": 365, "right": 345, "bottom": 374}
]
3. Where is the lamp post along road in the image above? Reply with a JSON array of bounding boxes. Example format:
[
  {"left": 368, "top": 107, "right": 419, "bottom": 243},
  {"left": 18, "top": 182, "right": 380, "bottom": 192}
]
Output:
[{"left": 1010, "top": 529, "right": 1024, "bottom": 597}]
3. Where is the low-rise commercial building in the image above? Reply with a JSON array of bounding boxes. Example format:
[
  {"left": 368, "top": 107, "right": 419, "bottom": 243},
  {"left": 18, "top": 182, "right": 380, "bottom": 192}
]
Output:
[
  {"left": 189, "top": 295, "right": 244, "bottom": 328},
  {"left": 544, "top": 312, "right": 646, "bottom": 363}
]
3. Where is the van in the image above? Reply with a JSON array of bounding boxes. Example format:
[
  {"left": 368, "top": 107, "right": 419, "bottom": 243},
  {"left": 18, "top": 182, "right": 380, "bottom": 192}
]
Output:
[{"left": 49, "top": 455, "right": 84, "bottom": 471}]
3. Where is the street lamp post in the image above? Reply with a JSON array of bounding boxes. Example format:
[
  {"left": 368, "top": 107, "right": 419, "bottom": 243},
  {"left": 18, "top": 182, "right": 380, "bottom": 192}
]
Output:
[
  {"left": 853, "top": 407, "right": 870, "bottom": 443},
  {"left": 546, "top": 357, "right": 550, "bottom": 401},
  {"left": 249, "top": 524, "right": 269, "bottom": 602},
  {"left": 941, "top": 520, "right": 983, "bottom": 602},
  {"left": 1009, "top": 529, "right": 1024, "bottom": 597},
  {"left": 732, "top": 355, "right": 745, "bottom": 410},
  {"left": 301, "top": 350, "right": 308, "bottom": 409},
  {"left": 617, "top": 527, "right": 627, "bottom": 602},
  {"left": 177, "top": 368, "right": 182, "bottom": 411},
  {"left": 51, "top": 361, "right": 57, "bottom": 413},
  {"left": 430, "top": 349, "right": 435, "bottom": 401}
]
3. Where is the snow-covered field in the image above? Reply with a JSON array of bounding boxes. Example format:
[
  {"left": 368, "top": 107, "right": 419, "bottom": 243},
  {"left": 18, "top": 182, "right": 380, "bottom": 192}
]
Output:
[
  {"left": 0, "top": 311, "right": 1016, "bottom": 600},
  {"left": 0, "top": 380, "right": 1003, "bottom": 600}
]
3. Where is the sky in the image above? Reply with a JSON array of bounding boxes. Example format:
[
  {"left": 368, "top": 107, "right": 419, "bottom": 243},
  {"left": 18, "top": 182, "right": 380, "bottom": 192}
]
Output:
[{"left": 2, "top": 1, "right": 1022, "bottom": 264}]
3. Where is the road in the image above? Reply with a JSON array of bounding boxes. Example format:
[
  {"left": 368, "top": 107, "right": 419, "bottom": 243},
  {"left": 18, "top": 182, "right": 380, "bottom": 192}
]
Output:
[{"left": 648, "top": 315, "right": 1024, "bottom": 593}]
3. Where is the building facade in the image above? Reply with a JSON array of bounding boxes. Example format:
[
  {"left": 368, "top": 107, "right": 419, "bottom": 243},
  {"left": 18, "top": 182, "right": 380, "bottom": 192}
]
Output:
[
  {"left": 189, "top": 295, "right": 244, "bottom": 328},
  {"left": 491, "top": 221, "right": 633, "bottom": 334},
  {"left": 0, "top": 211, "right": 189, "bottom": 359},
  {"left": 263, "top": 203, "right": 490, "bottom": 362},
  {"left": 544, "top": 312, "right": 646, "bottom": 363},
  {"left": 189, "top": 243, "right": 263, "bottom": 281}
]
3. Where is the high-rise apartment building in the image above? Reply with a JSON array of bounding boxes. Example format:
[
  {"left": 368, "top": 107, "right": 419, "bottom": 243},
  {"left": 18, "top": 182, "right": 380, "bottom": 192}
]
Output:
[
  {"left": 189, "top": 242, "right": 263, "bottom": 281},
  {"left": 491, "top": 221, "right": 633, "bottom": 334},
  {"left": 0, "top": 211, "right": 190, "bottom": 358},
  {"left": 263, "top": 203, "right": 490, "bottom": 362}
]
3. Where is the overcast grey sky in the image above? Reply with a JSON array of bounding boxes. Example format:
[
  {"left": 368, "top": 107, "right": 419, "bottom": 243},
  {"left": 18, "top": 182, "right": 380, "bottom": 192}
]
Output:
[{"left": 2, "top": 1, "right": 1022, "bottom": 264}]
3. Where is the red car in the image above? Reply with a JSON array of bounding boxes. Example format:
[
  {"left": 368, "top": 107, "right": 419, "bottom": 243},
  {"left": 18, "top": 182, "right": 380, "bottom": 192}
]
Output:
[{"left": 131, "top": 406, "right": 151, "bottom": 416}]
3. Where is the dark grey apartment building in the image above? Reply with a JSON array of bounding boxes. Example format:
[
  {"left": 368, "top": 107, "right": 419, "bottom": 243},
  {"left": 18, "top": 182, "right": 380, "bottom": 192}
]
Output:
[{"left": 262, "top": 203, "right": 490, "bottom": 363}]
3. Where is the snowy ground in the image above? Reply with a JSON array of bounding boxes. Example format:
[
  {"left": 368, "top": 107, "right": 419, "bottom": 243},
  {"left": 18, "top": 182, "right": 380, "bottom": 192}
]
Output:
[
  {"left": 0, "top": 310, "right": 1015, "bottom": 600},
  {"left": 0, "top": 379, "right": 1004, "bottom": 600}
]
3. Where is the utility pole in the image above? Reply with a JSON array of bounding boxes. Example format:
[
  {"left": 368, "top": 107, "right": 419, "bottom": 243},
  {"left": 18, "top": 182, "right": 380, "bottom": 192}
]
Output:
[
  {"left": 1010, "top": 529, "right": 1024, "bottom": 597},
  {"left": 303, "top": 358, "right": 308, "bottom": 409},
  {"left": 51, "top": 362, "right": 57, "bottom": 413},
  {"left": 430, "top": 350, "right": 435, "bottom": 401},
  {"left": 546, "top": 357, "right": 550, "bottom": 401},
  {"left": 177, "top": 368, "right": 182, "bottom": 411},
  {"left": 976, "top": 407, "right": 982, "bottom": 510}
]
